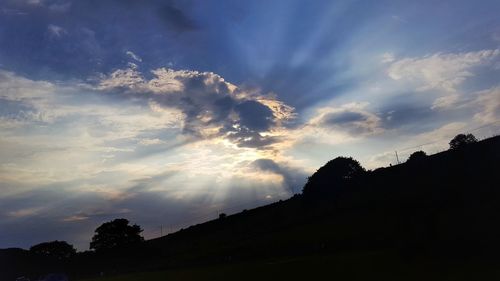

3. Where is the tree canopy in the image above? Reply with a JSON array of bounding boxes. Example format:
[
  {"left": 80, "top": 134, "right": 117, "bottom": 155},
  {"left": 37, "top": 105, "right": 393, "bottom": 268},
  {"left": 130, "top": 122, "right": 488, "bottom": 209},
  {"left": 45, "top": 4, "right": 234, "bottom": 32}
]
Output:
[
  {"left": 302, "top": 156, "right": 365, "bottom": 197},
  {"left": 90, "top": 218, "right": 144, "bottom": 252},
  {"left": 29, "top": 240, "right": 76, "bottom": 260},
  {"left": 407, "top": 150, "right": 427, "bottom": 162},
  {"left": 449, "top": 133, "right": 478, "bottom": 149}
]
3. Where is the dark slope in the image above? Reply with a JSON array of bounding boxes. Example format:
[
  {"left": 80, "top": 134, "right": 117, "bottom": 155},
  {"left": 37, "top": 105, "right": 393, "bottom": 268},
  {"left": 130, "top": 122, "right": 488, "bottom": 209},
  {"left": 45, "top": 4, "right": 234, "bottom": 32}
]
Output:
[
  {"left": 3, "top": 136, "right": 500, "bottom": 280},
  {"left": 91, "top": 135, "right": 499, "bottom": 275},
  {"left": 144, "top": 136, "right": 500, "bottom": 262}
]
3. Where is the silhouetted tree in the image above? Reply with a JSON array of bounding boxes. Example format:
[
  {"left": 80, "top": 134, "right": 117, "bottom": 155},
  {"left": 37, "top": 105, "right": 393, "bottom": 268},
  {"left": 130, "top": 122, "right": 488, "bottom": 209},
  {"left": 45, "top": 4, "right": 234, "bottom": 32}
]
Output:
[
  {"left": 90, "top": 218, "right": 144, "bottom": 252},
  {"left": 218, "top": 213, "right": 227, "bottom": 219},
  {"left": 449, "top": 133, "right": 477, "bottom": 149},
  {"left": 29, "top": 240, "right": 76, "bottom": 260},
  {"left": 407, "top": 151, "right": 427, "bottom": 162},
  {"left": 302, "top": 156, "right": 365, "bottom": 198}
]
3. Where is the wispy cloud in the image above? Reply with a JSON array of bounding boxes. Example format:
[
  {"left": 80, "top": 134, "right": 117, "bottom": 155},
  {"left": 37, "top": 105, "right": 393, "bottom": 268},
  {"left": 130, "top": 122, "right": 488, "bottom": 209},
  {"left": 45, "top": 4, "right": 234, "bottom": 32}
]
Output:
[
  {"left": 388, "top": 49, "right": 500, "bottom": 92},
  {"left": 125, "top": 51, "right": 142, "bottom": 62},
  {"left": 473, "top": 87, "right": 500, "bottom": 124},
  {"left": 47, "top": 24, "right": 66, "bottom": 38}
]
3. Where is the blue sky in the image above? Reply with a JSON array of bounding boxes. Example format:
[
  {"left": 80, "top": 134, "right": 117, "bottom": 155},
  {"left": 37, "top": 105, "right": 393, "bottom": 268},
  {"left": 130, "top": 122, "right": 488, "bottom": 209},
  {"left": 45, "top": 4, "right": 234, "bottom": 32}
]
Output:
[{"left": 0, "top": 0, "right": 499, "bottom": 250}]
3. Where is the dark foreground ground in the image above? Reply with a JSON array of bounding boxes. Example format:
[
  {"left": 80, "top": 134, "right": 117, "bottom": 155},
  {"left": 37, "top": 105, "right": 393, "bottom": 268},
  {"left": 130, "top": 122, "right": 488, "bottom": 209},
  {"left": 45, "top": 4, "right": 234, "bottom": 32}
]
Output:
[{"left": 78, "top": 251, "right": 500, "bottom": 281}]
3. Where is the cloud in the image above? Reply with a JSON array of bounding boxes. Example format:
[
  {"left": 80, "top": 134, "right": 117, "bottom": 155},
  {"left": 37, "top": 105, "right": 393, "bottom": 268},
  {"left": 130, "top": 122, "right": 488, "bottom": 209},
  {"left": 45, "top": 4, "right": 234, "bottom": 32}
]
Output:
[
  {"left": 47, "top": 24, "right": 66, "bottom": 38},
  {"left": 381, "top": 52, "right": 395, "bottom": 63},
  {"left": 99, "top": 64, "right": 145, "bottom": 90},
  {"left": 48, "top": 2, "right": 71, "bottom": 13},
  {"left": 388, "top": 49, "right": 500, "bottom": 92},
  {"left": 309, "top": 102, "right": 383, "bottom": 136},
  {"left": 98, "top": 66, "right": 295, "bottom": 148},
  {"left": 473, "top": 87, "right": 500, "bottom": 124},
  {"left": 430, "top": 87, "right": 500, "bottom": 123},
  {"left": 251, "top": 159, "right": 308, "bottom": 193},
  {"left": 138, "top": 138, "right": 165, "bottom": 146},
  {"left": 27, "top": 0, "right": 42, "bottom": 5},
  {"left": 125, "top": 50, "right": 142, "bottom": 62},
  {"left": 431, "top": 94, "right": 461, "bottom": 110},
  {"left": 7, "top": 207, "right": 44, "bottom": 218},
  {"left": 0, "top": 67, "right": 304, "bottom": 249},
  {"left": 157, "top": 4, "right": 198, "bottom": 32}
]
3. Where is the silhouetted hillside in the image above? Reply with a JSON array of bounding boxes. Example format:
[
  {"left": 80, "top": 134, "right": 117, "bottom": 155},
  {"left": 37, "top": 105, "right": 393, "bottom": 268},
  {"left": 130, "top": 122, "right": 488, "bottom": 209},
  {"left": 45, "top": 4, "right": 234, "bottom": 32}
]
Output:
[
  {"left": 3, "top": 136, "right": 500, "bottom": 280},
  {"left": 143, "top": 136, "right": 500, "bottom": 264}
]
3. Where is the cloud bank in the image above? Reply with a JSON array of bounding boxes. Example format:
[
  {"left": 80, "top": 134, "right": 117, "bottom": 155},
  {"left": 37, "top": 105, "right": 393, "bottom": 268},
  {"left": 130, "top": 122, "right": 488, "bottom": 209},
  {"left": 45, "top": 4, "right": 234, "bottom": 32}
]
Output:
[{"left": 98, "top": 65, "right": 296, "bottom": 149}]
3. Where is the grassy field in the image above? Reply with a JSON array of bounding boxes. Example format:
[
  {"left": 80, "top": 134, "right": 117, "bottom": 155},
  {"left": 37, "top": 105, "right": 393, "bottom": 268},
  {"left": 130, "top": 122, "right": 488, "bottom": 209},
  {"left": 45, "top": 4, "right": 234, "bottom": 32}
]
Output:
[{"left": 78, "top": 251, "right": 500, "bottom": 281}]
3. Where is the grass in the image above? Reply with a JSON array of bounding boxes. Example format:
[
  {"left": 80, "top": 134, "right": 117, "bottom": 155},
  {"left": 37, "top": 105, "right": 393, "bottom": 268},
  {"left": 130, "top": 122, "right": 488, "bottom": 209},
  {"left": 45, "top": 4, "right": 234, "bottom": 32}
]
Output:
[{"left": 78, "top": 251, "right": 500, "bottom": 281}]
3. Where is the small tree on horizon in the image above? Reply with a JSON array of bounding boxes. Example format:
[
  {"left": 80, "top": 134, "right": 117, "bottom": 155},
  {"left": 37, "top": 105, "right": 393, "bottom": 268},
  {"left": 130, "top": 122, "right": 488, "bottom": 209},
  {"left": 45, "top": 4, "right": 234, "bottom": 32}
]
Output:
[
  {"left": 449, "top": 133, "right": 478, "bottom": 149},
  {"left": 29, "top": 240, "right": 76, "bottom": 260},
  {"left": 407, "top": 150, "right": 427, "bottom": 162},
  {"left": 302, "top": 156, "right": 365, "bottom": 198},
  {"left": 90, "top": 218, "right": 144, "bottom": 252}
]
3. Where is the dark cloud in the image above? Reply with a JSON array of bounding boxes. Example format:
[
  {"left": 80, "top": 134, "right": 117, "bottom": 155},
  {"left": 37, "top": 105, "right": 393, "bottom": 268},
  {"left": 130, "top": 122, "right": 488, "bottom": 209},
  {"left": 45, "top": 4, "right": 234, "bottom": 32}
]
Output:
[
  {"left": 322, "top": 111, "right": 368, "bottom": 125},
  {"left": 224, "top": 129, "right": 279, "bottom": 149},
  {"left": 316, "top": 107, "right": 382, "bottom": 136},
  {"left": 235, "top": 100, "right": 274, "bottom": 131},
  {"left": 158, "top": 4, "right": 198, "bottom": 32},
  {"left": 252, "top": 159, "right": 308, "bottom": 193}
]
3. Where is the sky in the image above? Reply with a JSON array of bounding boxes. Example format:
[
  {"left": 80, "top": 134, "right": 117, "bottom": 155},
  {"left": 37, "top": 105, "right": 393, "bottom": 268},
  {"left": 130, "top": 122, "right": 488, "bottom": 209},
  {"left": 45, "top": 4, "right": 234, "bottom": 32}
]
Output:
[{"left": 0, "top": 0, "right": 499, "bottom": 250}]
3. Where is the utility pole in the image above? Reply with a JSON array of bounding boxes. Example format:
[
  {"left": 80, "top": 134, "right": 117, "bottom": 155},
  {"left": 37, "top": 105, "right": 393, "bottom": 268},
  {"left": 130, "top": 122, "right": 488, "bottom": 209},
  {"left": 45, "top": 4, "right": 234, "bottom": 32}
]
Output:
[
  {"left": 395, "top": 151, "right": 400, "bottom": 164},
  {"left": 160, "top": 225, "right": 163, "bottom": 237}
]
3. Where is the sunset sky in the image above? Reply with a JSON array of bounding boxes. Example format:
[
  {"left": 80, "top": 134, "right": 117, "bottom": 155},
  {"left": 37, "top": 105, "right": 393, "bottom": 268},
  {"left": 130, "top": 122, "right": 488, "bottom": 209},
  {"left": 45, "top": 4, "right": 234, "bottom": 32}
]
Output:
[{"left": 1, "top": 0, "right": 499, "bottom": 250}]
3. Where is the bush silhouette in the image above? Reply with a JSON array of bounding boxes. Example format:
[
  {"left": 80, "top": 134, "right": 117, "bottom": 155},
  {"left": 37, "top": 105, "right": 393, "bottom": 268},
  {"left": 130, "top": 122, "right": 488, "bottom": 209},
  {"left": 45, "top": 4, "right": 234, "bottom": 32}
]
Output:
[
  {"left": 90, "top": 218, "right": 144, "bottom": 252},
  {"left": 449, "top": 133, "right": 477, "bottom": 149},
  {"left": 407, "top": 151, "right": 427, "bottom": 162},
  {"left": 29, "top": 240, "right": 76, "bottom": 260},
  {"left": 302, "top": 156, "right": 365, "bottom": 198}
]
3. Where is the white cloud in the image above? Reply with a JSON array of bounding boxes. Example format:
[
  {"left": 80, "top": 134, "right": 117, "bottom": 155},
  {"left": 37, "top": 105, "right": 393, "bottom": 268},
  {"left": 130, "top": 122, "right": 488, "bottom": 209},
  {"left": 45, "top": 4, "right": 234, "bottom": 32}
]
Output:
[
  {"left": 47, "top": 24, "right": 66, "bottom": 38},
  {"left": 388, "top": 49, "right": 500, "bottom": 92},
  {"left": 430, "top": 87, "right": 500, "bottom": 123},
  {"left": 126, "top": 50, "right": 142, "bottom": 62},
  {"left": 138, "top": 138, "right": 165, "bottom": 146},
  {"left": 381, "top": 52, "right": 395, "bottom": 63},
  {"left": 473, "top": 87, "right": 500, "bottom": 124},
  {"left": 98, "top": 65, "right": 145, "bottom": 90},
  {"left": 147, "top": 68, "right": 194, "bottom": 93},
  {"left": 431, "top": 94, "right": 460, "bottom": 110}
]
